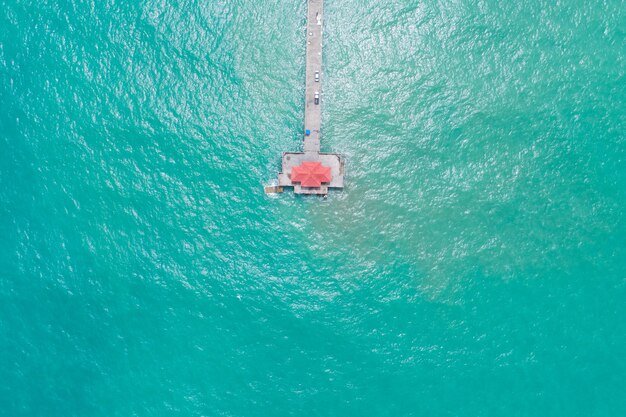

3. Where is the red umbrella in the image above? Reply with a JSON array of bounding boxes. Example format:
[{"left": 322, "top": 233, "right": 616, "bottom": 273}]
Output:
[{"left": 291, "top": 162, "right": 332, "bottom": 187}]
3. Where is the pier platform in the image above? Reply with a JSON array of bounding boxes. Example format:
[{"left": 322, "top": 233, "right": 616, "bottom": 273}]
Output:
[{"left": 270, "top": 0, "right": 345, "bottom": 195}]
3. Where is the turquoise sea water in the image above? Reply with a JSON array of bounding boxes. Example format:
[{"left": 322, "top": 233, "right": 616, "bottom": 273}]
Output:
[{"left": 1, "top": 0, "right": 626, "bottom": 415}]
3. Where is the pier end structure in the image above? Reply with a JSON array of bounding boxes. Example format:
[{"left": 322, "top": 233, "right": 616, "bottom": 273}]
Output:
[{"left": 273, "top": 0, "right": 345, "bottom": 195}]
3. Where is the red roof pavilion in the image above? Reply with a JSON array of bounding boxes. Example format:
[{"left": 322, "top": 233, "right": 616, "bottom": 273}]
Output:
[{"left": 291, "top": 162, "right": 332, "bottom": 188}]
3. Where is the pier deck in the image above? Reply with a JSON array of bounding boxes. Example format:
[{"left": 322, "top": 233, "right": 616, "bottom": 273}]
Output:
[
  {"left": 271, "top": 0, "right": 345, "bottom": 195},
  {"left": 303, "top": 0, "right": 323, "bottom": 153}
]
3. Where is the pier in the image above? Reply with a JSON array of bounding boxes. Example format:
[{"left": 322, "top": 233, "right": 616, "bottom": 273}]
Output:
[{"left": 268, "top": 0, "right": 345, "bottom": 195}]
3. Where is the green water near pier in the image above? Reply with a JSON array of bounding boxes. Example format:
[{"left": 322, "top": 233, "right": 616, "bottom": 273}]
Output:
[{"left": 1, "top": 0, "right": 626, "bottom": 415}]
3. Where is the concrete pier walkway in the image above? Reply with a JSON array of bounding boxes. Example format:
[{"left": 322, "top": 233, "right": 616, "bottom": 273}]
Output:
[
  {"left": 303, "top": 0, "right": 323, "bottom": 154},
  {"left": 270, "top": 0, "right": 345, "bottom": 195}
]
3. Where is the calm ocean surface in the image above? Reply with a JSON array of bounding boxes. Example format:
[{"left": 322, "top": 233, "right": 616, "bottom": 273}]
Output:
[{"left": 1, "top": 0, "right": 625, "bottom": 415}]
